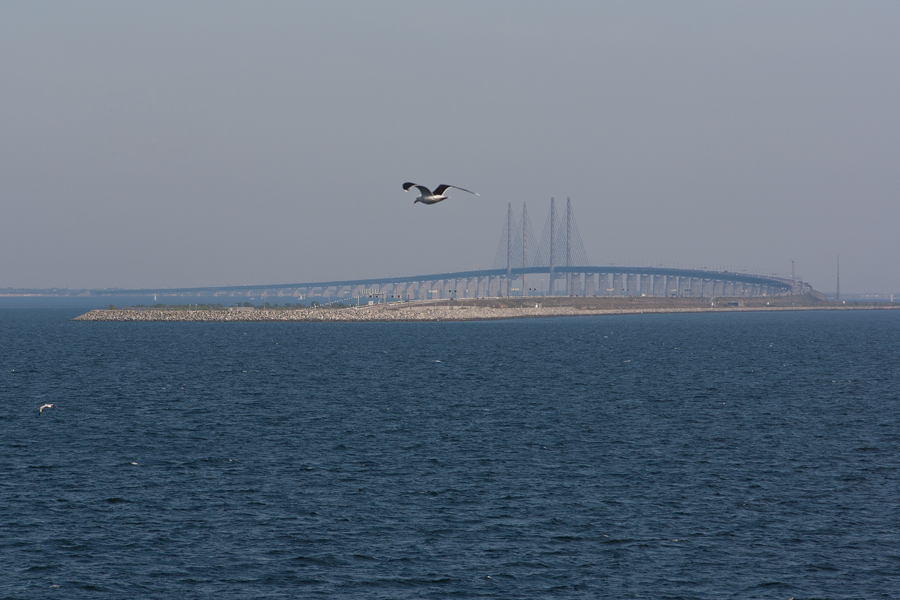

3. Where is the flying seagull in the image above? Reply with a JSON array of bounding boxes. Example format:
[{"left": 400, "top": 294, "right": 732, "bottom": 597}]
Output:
[
  {"left": 403, "top": 182, "right": 479, "bottom": 205},
  {"left": 39, "top": 403, "right": 60, "bottom": 415}
]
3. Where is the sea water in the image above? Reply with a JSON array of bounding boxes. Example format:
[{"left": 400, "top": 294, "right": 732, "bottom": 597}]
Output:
[{"left": 1, "top": 308, "right": 898, "bottom": 599}]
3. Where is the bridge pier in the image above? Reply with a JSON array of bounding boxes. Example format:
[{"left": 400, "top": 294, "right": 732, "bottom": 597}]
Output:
[
  {"left": 584, "top": 273, "right": 595, "bottom": 297},
  {"left": 599, "top": 273, "right": 611, "bottom": 296},
  {"left": 108, "top": 267, "right": 794, "bottom": 306},
  {"left": 640, "top": 274, "right": 651, "bottom": 296}
]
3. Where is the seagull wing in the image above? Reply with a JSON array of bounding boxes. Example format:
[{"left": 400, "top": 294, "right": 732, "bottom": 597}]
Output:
[
  {"left": 403, "top": 182, "right": 434, "bottom": 196},
  {"left": 434, "top": 184, "right": 478, "bottom": 196}
]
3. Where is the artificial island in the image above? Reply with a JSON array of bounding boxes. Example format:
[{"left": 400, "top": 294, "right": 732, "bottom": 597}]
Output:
[{"left": 58, "top": 199, "right": 895, "bottom": 321}]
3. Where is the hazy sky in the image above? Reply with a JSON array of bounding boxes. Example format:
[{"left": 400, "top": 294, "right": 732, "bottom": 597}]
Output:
[{"left": 2, "top": 1, "right": 898, "bottom": 293}]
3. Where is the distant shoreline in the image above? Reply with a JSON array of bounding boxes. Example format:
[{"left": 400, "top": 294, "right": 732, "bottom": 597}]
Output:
[{"left": 72, "top": 297, "right": 900, "bottom": 322}]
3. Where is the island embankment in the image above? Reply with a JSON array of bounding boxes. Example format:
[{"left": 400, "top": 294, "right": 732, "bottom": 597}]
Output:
[{"left": 72, "top": 294, "right": 899, "bottom": 322}]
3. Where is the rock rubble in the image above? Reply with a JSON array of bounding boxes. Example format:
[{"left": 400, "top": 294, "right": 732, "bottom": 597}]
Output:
[
  {"left": 71, "top": 303, "right": 885, "bottom": 323},
  {"left": 73, "top": 306, "right": 592, "bottom": 322}
]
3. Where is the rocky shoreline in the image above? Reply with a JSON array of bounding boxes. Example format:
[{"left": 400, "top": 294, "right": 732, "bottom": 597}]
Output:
[{"left": 72, "top": 302, "right": 899, "bottom": 322}]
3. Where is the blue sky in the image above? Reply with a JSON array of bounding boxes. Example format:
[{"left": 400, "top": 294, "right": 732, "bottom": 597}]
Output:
[{"left": 2, "top": 1, "right": 898, "bottom": 293}]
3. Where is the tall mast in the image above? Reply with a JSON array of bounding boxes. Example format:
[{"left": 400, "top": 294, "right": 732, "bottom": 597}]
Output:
[
  {"left": 566, "top": 197, "right": 572, "bottom": 296},
  {"left": 522, "top": 202, "right": 528, "bottom": 297},
  {"left": 549, "top": 197, "right": 555, "bottom": 296},
  {"left": 836, "top": 254, "right": 840, "bottom": 302},
  {"left": 507, "top": 202, "right": 513, "bottom": 296}
]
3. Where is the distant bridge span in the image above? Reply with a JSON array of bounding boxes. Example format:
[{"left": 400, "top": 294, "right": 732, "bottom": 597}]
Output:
[
  {"left": 66, "top": 200, "right": 813, "bottom": 303},
  {"left": 88, "top": 266, "right": 807, "bottom": 302}
]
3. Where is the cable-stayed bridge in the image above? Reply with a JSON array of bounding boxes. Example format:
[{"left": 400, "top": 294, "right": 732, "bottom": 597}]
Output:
[{"left": 23, "top": 199, "right": 808, "bottom": 302}]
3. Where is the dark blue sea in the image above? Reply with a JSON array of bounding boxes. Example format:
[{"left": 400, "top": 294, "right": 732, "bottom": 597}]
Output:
[{"left": 2, "top": 308, "right": 898, "bottom": 599}]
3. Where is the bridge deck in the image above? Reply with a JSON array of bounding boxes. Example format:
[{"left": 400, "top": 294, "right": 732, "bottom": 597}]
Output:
[{"left": 67, "top": 266, "right": 800, "bottom": 298}]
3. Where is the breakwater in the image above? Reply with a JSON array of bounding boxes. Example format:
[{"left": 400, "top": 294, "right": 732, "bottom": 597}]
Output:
[{"left": 72, "top": 302, "right": 899, "bottom": 322}]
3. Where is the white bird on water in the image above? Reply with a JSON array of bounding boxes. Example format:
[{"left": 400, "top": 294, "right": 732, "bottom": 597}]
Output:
[
  {"left": 38, "top": 403, "right": 60, "bottom": 415},
  {"left": 403, "top": 182, "right": 479, "bottom": 205}
]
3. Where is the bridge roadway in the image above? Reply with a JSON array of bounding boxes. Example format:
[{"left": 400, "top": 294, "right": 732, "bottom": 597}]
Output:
[{"left": 85, "top": 266, "right": 804, "bottom": 302}]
